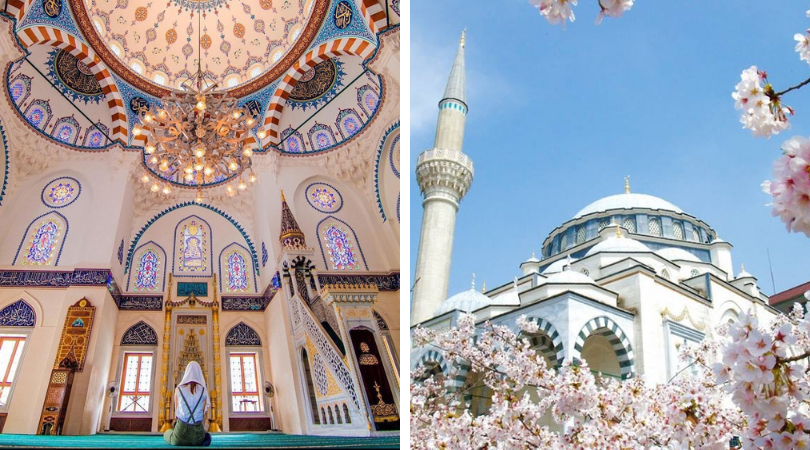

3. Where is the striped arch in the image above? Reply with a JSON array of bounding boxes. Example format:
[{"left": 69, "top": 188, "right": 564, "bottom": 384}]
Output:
[
  {"left": 412, "top": 349, "right": 447, "bottom": 380},
  {"left": 259, "top": 38, "right": 377, "bottom": 146},
  {"left": 358, "top": 0, "right": 385, "bottom": 34},
  {"left": 573, "top": 316, "right": 635, "bottom": 379},
  {"left": 16, "top": 26, "right": 127, "bottom": 142},
  {"left": 521, "top": 316, "right": 565, "bottom": 368},
  {"left": 5, "top": 0, "right": 32, "bottom": 20}
]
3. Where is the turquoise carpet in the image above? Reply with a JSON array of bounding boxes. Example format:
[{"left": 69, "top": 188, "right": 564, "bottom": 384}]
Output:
[{"left": 0, "top": 433, "right": 400, "bottom": 449}]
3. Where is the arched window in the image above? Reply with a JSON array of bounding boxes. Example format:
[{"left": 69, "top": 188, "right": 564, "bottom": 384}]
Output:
[
  {"left": 317, "top": 217, "right": 367, "bottom": 271},
  {"left": 343, "top": 403, "right": 351, "bottom": 424},
  {"left": 623, "top": 217, "right": 636, "bottom": 233},
  {"left": 327, "top": 406, "right": 334, "bottom": 424},
  {"left": 335, "top": 108, "right": 364, "bottom": 140},
  {"left": 15, "top": 212, "right": 67, "bottom": 266},
  {"left": 598, "top": 220, "right": 609, "bottom": 232},
  {"left": 692, "top": 227, "right": 701, "bottom": 242},
  {"left": 128, "top": 242, "right": 166, "bottom": 292},
  {"left": 673, "top": 222, "right": 684, "bottom": 240},
  {"left": 225, "top": 322, "right": 261, "bottom": 346},
  {"left": 560, "top": 233, "right": 568, "bottom": 250},
  {"left": 661, "top": 269, "right": 671, "bottom": 280},
  {"left": 690, "top": 269, "right": 700, "bottom": 278},
  {"left": 576, "top": 227, "right": 586, "bottom": 244},
  {"left": 335, "top": 404, "right": 342, "bottom": 424},
  {"left": 174, "top": 216, "right": 211, "bottom": 275},
  {"left": 301, "top": 349, "right": 320, "bottom": 425},
  {"left": 648, "top": 218, "right": 662, "bottom": 237},
  {"left": 121, "top": 321, "right": 158, "bottom": 346},
  {"left": 218, "top": 243, "right": 255, "bottom": 293}
]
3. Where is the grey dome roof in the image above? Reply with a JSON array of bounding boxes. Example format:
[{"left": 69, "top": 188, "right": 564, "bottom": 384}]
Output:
[
  {"left": 655, "top": 247, "right": 701, "bottom": 263},
  {"left": 574, "top": 193, "right": 683, "bottom": 219},
  {"left": 546, "top": 269, "right": 596, "bottom": 285},
  {"left": 585, "top": 236, "right": 650, "bottom": 257},
  {"left": 542, "top": 257, "right": 578, "bottom": 275},
  {"left": 434, "top": 288, "right": 490, "bottom": 316}
]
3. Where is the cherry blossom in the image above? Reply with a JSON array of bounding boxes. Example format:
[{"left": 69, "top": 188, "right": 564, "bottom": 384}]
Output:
[
  {"left": 795, "top": 32, "right": 810, "bottom": 65},
  {"left": 596, "top": 0, "right": 634, "bottom": 24},
  {"left": 732, "top": 66, "right": 793, "bottom": 138},
  {"left": 763, "top": 135, "right": 810, "bottom": 237},
  {"left": 529, "top": 0, "right": 578, "bottom": 27}
]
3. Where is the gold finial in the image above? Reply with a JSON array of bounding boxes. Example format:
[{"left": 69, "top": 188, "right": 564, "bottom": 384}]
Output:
[
  {"left": 624, "top": 175, "right": 631, "bottom": 194},
  {"left": 280, "top": 189, "right": 286, "bottom": 202},
  {"left": 460, "top": 29, "right": 466, "bottom": 47},
  {"left": 531, "top": 251, "right": 536, "bottom": 259},
  {"left": 481, "top": 281, "right": 486, "bottom": 293},
  {"left": 616, "top": 224, "right": 622, "bottom": 238},
  {"left": 471, "top": 272, "right": 475, "bottom": 290},
  {"left": 741, "top": 264, "right": 746, "bottom": 272}
]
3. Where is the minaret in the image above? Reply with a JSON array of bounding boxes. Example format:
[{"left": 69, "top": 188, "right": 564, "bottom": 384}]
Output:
[{"left": 412, "top": 31, "right": 474, "bottom": 325}]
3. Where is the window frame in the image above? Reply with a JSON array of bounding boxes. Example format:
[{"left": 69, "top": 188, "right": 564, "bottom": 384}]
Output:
[
  {"left": 225, "top": 349, "right": 267, "bottom": 416},
  {"left": 112, "top": 348, "right": 157, "bottom": 417},
  {"left": 0, "top": 329, "right": 31, "bottom": 412},
  {"left": 117, "top": 351, "right": 155, "bottom": 414}
]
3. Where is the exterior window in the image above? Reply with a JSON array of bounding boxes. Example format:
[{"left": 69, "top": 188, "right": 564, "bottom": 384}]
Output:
[
  {"left": 560, "top": 234, "right": 568, "bottom": 250},
  {"left": 623, "top": 217, "right": 636, "bottom": 233},
  {"left": 691, "top": 228, "right": 700, "bottom": 242},
  {"left": 0, "top": 335, "right": 25, "bottom": 408},
  {"left": 576, "top": 227, "right": 586, "bottom": 245},
  {"left": 598, "top": 220, "right": 609, "bottom": 232},
  {"left": 648, "top": 218, "right": 662, "bottom": 237},
  {"left": 230, "top": 353, "right": 262, "bottom": 412},
  {"left": 661, "top": 269, "right": 671, "bottom": 280},
  {"left": 673, "top": 222, "right": 684, "bottom": 240},
  {"left": 118, "top": 352, "right": 153, "bottom": 412},
  {"left": 690, "top": 269, "right": 700, "bottom": 277}
]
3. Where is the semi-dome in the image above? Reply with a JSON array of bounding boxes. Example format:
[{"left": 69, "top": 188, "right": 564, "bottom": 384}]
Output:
[
  {"left": 546, "top": 268, "right": 596, "bottom": 285},
  {"left": 574, "top": 193, "right": 683, "bottom": 219},
  {"left": 542, "top": 256, "right": 577, "bottom": 274},
  {"left": 655, "top": 247, "right": 701, "bottom": 263},
  {"left": 434, "top": 288, "right": 490, "bottom": 316},
  {"left": 585, "top": 236, "right": 650, "bottom": 257}
]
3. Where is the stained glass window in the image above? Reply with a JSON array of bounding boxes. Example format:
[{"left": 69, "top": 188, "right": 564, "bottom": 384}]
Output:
[
  {"left": 118, "top": 353, "right": 152, "bottom": 413},
  {"left": 22, "top": 218, "right": 62, "bottom": 265},
  {"left": 0, "top": 336, "right": 25, "bottom": 408},
  {"left": 48, "top": 182, "right": 74, "bottom": 205},
  {"left": 323, "top": 223, "right": 360, "bottom": 270},
  {"left": 55, "top": 125, "right": 73, "bottom": 142},
  {"left": 226, "top": 251, "right": 249, "bottom": 292},
  {"left": 135, "top": 250, "right": 160, "bottom": 291},
  {"left": 177, "top": 219, "right": 208, "bottom": 273},
  {"left": 27, "top": 108, "right": 45, "bottom": 127},
  {"left": 230, "top": 353, "right": 262, "bottom": 412}
]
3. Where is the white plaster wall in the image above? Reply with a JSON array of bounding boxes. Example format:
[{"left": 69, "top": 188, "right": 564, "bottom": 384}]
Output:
[{"left": 263, "top": 294, "right": 305, "bottom": 435}]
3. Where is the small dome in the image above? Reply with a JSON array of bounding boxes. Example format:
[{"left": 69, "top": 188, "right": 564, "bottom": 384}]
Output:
[
  {"left": 737, "top": 264, "right": 754, "bottom": 279},
  {"left": 585, "top": 236, "right": 650, "bottom": 257},
  {"left": 655, "top": 247, "right": 701, "bottom": 263},
  {"left": 574, "top": 193, "right": 683, "bottom": 219},
  {"left": 434, "top": 288, "right": 490, "bottom": 316},
  {"left": 546, "top": 267, "right": 596, "bottom": 285},
  {"left": 542, "top": 256, "right": 578, "bottom": 274}
]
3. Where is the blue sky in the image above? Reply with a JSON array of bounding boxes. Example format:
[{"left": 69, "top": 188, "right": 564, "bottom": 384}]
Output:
[{"left": 410, "top": 1, "right": 810, "bottom": 300}]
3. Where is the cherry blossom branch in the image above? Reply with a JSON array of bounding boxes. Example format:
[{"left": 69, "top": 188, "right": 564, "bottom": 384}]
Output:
[{"left": 775, "top": 76, "right": 810, "bottom": 97}]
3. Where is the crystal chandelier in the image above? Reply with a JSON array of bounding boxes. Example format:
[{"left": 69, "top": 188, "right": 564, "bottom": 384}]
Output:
[{"left": 134, "top": 14, "right": 264, "bottom": 202}]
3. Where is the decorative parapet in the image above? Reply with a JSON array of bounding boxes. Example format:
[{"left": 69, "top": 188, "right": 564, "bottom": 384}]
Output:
[
  {"left": 416, "top": 148, "right": 474, "bottom": 203},
  {"left": 321, "top": 283, "right": 379, "bottom": 305}
]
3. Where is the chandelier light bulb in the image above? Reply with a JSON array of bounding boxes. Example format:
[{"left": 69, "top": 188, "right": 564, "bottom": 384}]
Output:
[
  {"left": 144, "top": 113, "right": 154, "bottom": 123},
  {"left": 204, "top": 166, "right": 214, "bottom": 176},
  {"left": 133, "top": 125, "right": 142, "bottom": 136},
  {"left": 158, "top": 109, "right": 167, "bottom": 118},
  {"left": 184, "top": 166, "right": 194, "bottom": 174},
  {"left": 243, "top": 147, "right": 253, "bottom": 157},
  {"left": 185, "top": 173, "right": 194, "bottom": 181},
  {"left": 226, "top": 185, "right": 235, "bottom": 196},
  {"left": 151, "top": 182, "right": 160, "bottom": 192},
  {"left": 248, "top": 173, "right": 257, "bottom": 183},
  {"left": 233, "top": 111, "right": 241, "bottom": 119},
  {"left": 246, "top": 118, "right": 255, "bottom": 126},
  {"left": 228, "top": 160, "right": 238, "bottom": 171},
  {"left": 141, "top": 174, "right": 150, "bottom": 183},
  {"left": 150, "top": 156, "right": 159, "bottom": 164},
  {"left": 196, "top": 100, "right": 206, "bottom": 111},
  {"left": 195, "top": 191, "right": 204, "bottom": 203},
  {"left": 194, "top": 162, "right": 204, "bottom": 172},
  {"left": 257, "top": 129, "right": 267, "bottom": 139},
  {"left": 194, "top": 146, "right": 206, "bottom": 158},
  {"left": 162, "top": 185, "right": 171, "bottom": 195},
  {"left": 145, "top": 144, "right": 156, "bottom": 154},
  {"left": 238, "top": 179, "right": 247, "bottom": 190}
]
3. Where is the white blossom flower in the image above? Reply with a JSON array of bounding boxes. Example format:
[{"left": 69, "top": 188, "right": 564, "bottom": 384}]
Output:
[
  {"left": 795, "top": 32, "right": 810, "bottom": 65},
  {"left": 732, "top": 66, "right": 792, "bottom": 138},
  {"left": 529, "top": 0, "right": 577, "bottom": 27}
]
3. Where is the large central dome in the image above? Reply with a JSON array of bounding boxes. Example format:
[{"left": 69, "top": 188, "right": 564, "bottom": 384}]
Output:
[
  {"left": 573, "top": 193, "right": 683, "bottom": 219},
  {"left": 76, "top": 0, "right": 327, "bottom": 96}
]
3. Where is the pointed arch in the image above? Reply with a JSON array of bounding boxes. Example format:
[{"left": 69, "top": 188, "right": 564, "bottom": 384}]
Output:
[
  {"left": 259, "top": 38, "right": 377, "bottom": 145},
  {"left": 316, "top": 215, "right": 368, "bottom": 271},
  {"left": 51, "top": 116, "right": 81, "bottom": 145},
  {"left": 23, "top": 99, "right": 52, "bottom": 130},
  {"left": 121, "top": 320, "right": 158, "bottom": 345},
  {"left": 126, "top": 240, "right": 167, "bottom": 292},
  {"left": 14, "top": 26, "right": 127, "bottom": 141},
  {"left": 218, "top": 243, "right": 257, "bottom": 294},
  {"left": 373, "top": 119, "right": 399, "bottom": 221},
  {"left": 411, "top": 349, "right": 447, "bottom": 381},
  {"left": 356, "top": 83, "right": 380, "bottom": 117},
  {"left": 225, "top": 322, "right": 261, "bottom": 346},
  {"left": 173, "top": 215, "right": 212, "bottom": 276},
  {"left": 0, "top": 300, "right": 36, "bottom": 327},
  {"left": 521, "top": 316, "right": 565, "bottom": 368},
  {"left": 335, "top": 108, "right": 364, "bottom": 140},
  {"left": 573, "top": 316, "right": 635, "bottom": 379},
  {"left": 13, "top": 211, "right": 68, "bottom": 266}
]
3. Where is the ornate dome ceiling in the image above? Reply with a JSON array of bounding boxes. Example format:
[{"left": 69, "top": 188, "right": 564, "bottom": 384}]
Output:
[{"left": 78, "top": 0, "right": 327, "bottom": 96}]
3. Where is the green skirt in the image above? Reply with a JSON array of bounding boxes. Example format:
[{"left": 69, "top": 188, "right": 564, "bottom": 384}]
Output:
[{"left": 163, "top": 419, "right": 207, "bottom": 446}]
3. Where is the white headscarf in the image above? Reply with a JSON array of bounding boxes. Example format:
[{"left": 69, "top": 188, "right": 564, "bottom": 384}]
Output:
[{"left": 177, "top": 361, "right": 211, "bottom": 412}]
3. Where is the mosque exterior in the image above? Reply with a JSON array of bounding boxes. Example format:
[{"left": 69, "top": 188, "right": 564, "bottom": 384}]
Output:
[
  {"left": 411, "top": 33, "right": 777, "bottom": 405},
  {"left": 0, "top": 0, "right": 400, "bottom": 440}
]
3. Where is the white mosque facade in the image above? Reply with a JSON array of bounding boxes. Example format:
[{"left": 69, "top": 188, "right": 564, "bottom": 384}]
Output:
[
  {"left": 0, "top": 0, "right": 400, "bottom": 440},
  {"left": 410, "top": 33, "right": 777, "bottom": 404}
]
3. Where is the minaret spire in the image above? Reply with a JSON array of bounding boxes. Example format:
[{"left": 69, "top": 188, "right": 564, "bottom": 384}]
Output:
[
  {"left": 413, "top": 30, "right": 475, "bottom": 325},
  {"left": 441, "top": 29, "right": 466, "bottom": 106}
]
